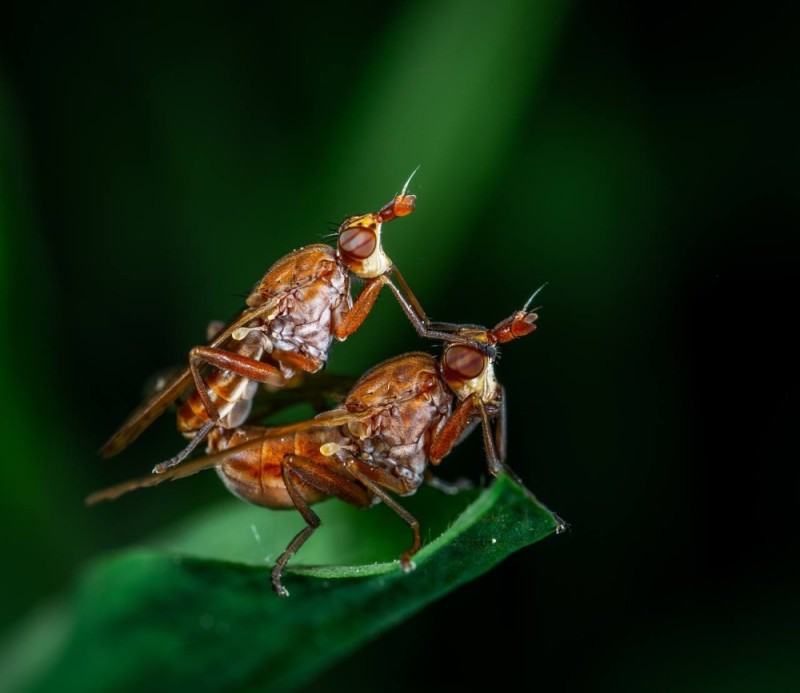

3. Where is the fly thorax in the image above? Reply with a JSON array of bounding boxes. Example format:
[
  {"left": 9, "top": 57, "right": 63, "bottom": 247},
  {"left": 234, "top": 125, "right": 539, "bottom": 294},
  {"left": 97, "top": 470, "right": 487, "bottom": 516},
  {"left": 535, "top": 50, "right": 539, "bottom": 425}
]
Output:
[{"left": 327, "top": 264, "right": 349, "bottom": 292}]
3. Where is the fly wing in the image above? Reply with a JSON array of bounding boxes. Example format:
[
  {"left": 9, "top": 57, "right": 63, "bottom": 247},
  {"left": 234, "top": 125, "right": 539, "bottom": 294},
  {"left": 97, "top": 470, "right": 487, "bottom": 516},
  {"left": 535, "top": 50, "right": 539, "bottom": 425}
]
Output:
[
  {"left": 98, "top": 369, "right": 194, "bottom": 458},
  {"left": 86, "top": 449, "right": 226, "bottom": 504},
  {"left": 248, "top": 371, "right": 358, "bottom": 423},
  {"left": 99, "top": 299, "right": 279, "bottom": 458},
  {"left": 89, "top": 407, "right": 374, "bottom": 504},
  {"left": 239, "top": 408, "right": 374, "bottom": 439}
]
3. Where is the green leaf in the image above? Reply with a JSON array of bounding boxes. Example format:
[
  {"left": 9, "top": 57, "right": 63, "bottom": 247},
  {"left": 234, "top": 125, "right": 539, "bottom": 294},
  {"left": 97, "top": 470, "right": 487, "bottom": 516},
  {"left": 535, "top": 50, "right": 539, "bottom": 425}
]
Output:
[{"left": 13, "top": 475, "right": 558, "bottom": 692}]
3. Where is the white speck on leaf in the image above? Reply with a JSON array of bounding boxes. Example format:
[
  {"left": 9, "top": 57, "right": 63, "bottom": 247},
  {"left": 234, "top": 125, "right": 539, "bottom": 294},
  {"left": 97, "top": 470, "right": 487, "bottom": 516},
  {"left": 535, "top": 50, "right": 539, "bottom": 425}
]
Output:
[{"left": 251, "top": 524, "right": 262, "bottom": 545}]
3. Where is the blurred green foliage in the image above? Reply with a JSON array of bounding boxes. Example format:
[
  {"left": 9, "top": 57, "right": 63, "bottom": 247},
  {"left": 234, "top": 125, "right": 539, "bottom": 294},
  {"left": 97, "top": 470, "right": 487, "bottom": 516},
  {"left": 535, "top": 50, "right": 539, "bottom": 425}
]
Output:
[{"left": 1, "top": 0, "right": 799, "bottom": 690}]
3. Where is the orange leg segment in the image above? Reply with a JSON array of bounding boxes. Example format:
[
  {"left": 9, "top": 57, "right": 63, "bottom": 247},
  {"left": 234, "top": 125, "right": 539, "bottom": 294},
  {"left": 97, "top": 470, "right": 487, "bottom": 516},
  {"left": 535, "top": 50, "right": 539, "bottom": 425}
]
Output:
[
  {"left": 333, "top": 277, "right": 385, "bottom": 340},
  {"left": 271, "top": 350, "right": 323, "bottom": 374},
  {"left": 429, "top": 394, "right": 481, "bottom": 465},
  {"left": 429, "top": 393, "right": 523, "bottom": 486},
  {"left": 151, "top": 347, "right": 285, "bottom": 474},
  {"left": 344, "top": 460, "right": 421, "bottom": 570},
  {"left": 272, "top": 454, "right": 372, "bottom": 597},
  {"left": 188, "top": 345, "right": 284, "bottom": 430}
]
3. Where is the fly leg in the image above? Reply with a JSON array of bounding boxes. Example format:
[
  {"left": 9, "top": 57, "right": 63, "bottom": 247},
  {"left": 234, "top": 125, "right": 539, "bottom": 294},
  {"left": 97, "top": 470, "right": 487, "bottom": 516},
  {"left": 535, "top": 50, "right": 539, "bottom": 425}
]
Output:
[
  {"left": 274, "top": 455, "right": 372, "bottom": 597},
  {"left": 389, "top": 267, "right": 477, "bottom": 332},
  {"left": 152, "top": 347, "right": 285, "bottom": 474},
  {"left": 494, "top": 385, "right": 508, "bottom": 464},
  {"left": 475, "top": 396, "right": 525, "bottom": 486},
  {"left": 384, "top": 273, "right": 496, "bottom": 357},
  {"left": 343, "top": 461, "right": 422, "bottom": 571},
  {"left": 99, "top": 301, "right": 279, "bottom": 460},
  {"left": 429, "top": 394, "right": 481, "bottom": 465},
  {"left": 333, "top": 277, "right": 385, "bottom": 339},
  {"left": 333, "top": 271, "right": 494, "bottom": 356},
  {"left": 483, "top": 390, "right": 563, "bottom": 527},
  {"left": 271, "top": 350, "right": 323, "bottom": 374},
  {"left": 423, "top": 470, "right": 474, "bottom": 495},
  {"left": 429, "top": 393, "right": 524, "bottom": 486}
]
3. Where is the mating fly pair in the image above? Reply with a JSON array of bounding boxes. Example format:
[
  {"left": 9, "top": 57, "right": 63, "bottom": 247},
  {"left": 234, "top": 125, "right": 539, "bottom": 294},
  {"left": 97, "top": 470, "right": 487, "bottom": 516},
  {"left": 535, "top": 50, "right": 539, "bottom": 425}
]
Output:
[
  {"left": 90, "top": 178, "right": 543, "bottom": 596},
  {"left": 100, "top": 172, "right": 484, "bottom": 474}
]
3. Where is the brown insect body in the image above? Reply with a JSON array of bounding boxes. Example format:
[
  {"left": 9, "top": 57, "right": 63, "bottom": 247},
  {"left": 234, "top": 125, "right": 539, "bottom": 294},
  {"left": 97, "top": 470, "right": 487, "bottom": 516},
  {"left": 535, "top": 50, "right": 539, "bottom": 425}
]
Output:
[
  {"left": 208, "top": 352, "right": 451, "bottom": 510},
  {"left": 176, "top": 334, "right": 264, "bottom": 435},
  {"left": 243, "top": 244, "right": 352, "bottom": 377},
  {"left": 323, "top": 352, "right": 453, "bottom": 495},
  {"left": 209, "top": 425, "right": 351, "bottom": 510},
  {"left": 99, "top": 179, "right": 480, "bottom": 473},
  {"left": 88, "top": 303, "right": 540, "bottom": 596},
  {"left": 208, "top": 353, "right": 453, "bottom": 502},
  {"left": 176, "top": 245, "right": 350, "bottom": 436}
]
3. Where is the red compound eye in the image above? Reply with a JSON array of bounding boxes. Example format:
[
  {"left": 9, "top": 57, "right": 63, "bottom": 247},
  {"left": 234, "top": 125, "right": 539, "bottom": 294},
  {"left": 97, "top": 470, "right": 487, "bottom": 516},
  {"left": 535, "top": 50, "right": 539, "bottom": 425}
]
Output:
[
  {"left": 339, "top": 226, "right": 377, "bottom": 260},
  {"left": 443, "top": 346, "right": 485, "bottom": 380}
]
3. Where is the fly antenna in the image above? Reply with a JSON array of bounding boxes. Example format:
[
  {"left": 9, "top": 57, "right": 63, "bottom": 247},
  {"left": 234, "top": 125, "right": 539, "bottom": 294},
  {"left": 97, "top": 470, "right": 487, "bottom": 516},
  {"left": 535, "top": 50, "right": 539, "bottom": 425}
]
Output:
[
  {"left": 523, "top": 282, "right": 548, "bottom": 311},
  {"left": 400, "top": 165, "right": 421, "bottom": 197}
]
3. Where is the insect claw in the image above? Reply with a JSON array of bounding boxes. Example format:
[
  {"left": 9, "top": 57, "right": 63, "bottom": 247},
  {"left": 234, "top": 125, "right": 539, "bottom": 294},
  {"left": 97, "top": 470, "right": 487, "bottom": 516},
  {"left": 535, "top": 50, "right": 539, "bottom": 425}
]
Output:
[
  {"left": 152, "top": 460, "right": 176, "bottom": 474},
  {"left": 400, "top": 557, "right": 417, "bottom": 573}
]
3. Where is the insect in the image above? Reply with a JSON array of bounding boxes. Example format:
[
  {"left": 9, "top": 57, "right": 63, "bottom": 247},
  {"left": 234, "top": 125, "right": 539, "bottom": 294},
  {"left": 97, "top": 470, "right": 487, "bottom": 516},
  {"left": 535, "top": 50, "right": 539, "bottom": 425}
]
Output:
[
  {"left": 99, "top": 173, "right": 487, "bottom": 474},
  {"left": 87, "top": 297, "right": 540, "bottom": 596}
]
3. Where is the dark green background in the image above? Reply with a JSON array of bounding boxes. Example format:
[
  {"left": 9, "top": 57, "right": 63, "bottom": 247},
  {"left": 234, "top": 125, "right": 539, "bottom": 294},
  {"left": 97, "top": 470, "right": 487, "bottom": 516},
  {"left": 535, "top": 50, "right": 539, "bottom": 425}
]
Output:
[{"left": 1, "top": 1, "right": 798, "bottom": 690}]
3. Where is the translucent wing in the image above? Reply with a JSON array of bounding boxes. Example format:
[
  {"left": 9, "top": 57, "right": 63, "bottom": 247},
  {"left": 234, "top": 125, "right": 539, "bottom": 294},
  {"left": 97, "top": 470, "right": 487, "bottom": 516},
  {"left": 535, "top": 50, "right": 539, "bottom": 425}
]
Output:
[
  {"left": 248, "top": 371, "right": 358, "bottom": 423},
  {"left": 99, "top": 300, "right": 278, "bottom": 458},
  {"left": 87, "top": 407, "right": 375, "bottom": 504}
]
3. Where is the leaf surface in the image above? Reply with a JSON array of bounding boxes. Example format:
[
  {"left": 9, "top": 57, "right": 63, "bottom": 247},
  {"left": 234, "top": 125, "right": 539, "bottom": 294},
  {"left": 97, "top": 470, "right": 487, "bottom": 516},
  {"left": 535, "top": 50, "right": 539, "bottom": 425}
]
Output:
[{"left": 20, "top": 476, "right": 558, "bottom": 692}]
